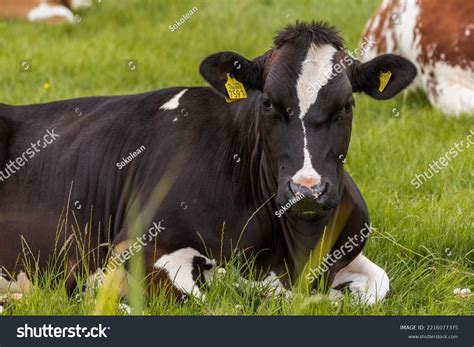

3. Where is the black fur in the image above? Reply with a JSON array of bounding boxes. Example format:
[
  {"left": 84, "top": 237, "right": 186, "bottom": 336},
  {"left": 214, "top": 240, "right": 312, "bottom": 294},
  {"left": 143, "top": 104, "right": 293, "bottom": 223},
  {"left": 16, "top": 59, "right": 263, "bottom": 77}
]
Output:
[{"left": 274, "top": 21, "right": 344, "bottom": 49}]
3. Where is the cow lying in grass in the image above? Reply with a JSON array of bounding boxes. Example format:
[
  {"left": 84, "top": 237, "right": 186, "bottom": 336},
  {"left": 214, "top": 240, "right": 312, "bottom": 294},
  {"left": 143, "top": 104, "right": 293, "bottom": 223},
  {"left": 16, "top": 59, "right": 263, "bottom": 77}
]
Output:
[{"left": 0, "top": 21, "right": 416, "bottom": 305}]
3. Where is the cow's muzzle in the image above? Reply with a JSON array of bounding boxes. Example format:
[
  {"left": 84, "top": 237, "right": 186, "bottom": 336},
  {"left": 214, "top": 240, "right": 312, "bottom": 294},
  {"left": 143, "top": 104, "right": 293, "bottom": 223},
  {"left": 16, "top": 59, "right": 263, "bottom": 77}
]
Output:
[{"left": 285, "top": 178, "right": 334, "bottom": 217}]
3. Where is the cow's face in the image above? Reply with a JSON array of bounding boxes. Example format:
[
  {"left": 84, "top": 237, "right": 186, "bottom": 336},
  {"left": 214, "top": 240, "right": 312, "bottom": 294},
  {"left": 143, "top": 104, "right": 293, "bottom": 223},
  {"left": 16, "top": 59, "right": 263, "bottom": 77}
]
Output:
[{"left": 200, "top": 23, "right": 416, "bottom": 220}]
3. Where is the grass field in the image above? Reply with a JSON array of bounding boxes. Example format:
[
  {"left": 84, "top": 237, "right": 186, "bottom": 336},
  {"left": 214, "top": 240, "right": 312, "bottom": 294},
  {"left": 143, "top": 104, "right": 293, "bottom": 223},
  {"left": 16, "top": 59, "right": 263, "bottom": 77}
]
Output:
[{"left": 0, "top": 0, "right": 472, "bottom": 315}]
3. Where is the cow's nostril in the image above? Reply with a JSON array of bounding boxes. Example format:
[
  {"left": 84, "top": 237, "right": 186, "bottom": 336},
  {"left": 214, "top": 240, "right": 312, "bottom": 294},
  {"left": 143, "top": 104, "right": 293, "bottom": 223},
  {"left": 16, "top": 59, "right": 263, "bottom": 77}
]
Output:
[
  {"left": 289, "top": 180, "right": 321, "bottom": 199},
  {"left": 313, "top": 182, "right": 328, "bottom": 196},
  {"left": 289, "top": 181, "right": 302, "bottom": 196}
]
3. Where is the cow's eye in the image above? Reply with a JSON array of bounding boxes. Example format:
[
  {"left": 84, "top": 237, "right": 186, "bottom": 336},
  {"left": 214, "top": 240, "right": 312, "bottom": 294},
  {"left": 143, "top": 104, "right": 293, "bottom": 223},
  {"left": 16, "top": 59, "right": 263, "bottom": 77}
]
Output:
[
  {"left": 342, "top": 102, "right": 352, "bottom": 113},
  {"left": 263, "top": 98, "right": 272, "bottom": 110}
]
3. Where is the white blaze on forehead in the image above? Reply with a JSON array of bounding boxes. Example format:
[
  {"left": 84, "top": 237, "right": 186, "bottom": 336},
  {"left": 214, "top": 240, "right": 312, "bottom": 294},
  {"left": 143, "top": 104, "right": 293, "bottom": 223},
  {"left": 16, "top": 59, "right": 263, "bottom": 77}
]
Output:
[
  {"left": 160, "top": 89, "right": 188, "bottom": 110},
  {"left": 292, "top": 44, "right": 337, "bottom": 190},
  {"left": 297, "top": 44, "right": 337, "bottom": 116}
]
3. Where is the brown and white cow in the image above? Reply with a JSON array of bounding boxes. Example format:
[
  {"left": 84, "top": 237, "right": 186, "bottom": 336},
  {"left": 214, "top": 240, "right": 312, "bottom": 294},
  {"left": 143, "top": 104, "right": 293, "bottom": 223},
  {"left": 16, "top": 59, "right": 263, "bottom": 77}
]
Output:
[{"left": 361, "top": 0, "right": 474, "bottom": 116}]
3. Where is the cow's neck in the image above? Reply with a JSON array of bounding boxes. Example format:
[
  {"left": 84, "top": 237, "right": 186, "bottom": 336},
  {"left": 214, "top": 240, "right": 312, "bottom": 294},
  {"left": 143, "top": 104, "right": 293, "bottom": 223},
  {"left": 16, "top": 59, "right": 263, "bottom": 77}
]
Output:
[
  {"left": 231, "top": 96, "right": 331, "bottom": 278},
  {"left": 229, "top": 95, "right": 278, "bottom": 208}
]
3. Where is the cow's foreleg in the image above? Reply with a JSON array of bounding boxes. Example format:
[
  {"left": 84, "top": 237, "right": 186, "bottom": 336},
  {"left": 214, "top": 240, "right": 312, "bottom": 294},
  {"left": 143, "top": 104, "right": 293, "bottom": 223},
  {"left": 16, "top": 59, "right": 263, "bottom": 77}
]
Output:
[
  {"left": 330, "top": 253, "right": 389, "bottom": 305},
  {"left": 314, "top": 172, "right": 390, "bottom": 305},
  {"left": 153, "top": 247, "right": 216, "bottom": 301},
  {"left": 84, "top": 244, "right": 216, "bottom": 302}
]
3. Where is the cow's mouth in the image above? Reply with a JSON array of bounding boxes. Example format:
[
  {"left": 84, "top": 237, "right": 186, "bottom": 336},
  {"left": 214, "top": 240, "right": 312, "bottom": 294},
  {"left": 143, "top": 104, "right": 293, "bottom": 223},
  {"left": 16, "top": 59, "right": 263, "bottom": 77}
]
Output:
[
  {"left": 285, "top": 182, "right": 333, "bottom": 220},
  {"left": 288, "top": 208, "right": 320, "bottom": 222}
]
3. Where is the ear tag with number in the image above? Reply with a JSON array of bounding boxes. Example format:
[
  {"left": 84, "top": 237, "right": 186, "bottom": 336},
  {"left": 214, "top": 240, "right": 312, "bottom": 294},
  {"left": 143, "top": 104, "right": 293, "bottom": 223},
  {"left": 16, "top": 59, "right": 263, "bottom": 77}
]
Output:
[
  {"left": 224, "top": 73, "right": 247, "bottom": 103},
  {"left": 378, "top": 71, "right": 392, "bottom": 92}
]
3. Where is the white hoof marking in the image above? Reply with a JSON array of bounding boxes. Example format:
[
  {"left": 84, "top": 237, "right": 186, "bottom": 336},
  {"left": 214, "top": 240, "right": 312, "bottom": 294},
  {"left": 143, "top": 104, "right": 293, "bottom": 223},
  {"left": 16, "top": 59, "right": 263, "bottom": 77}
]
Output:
[
  {"left": 331, "top": 253, "right": 389, "bottom": 305},
  {"left": 154, "top": 247, "right": 215, "bottom": 300}
]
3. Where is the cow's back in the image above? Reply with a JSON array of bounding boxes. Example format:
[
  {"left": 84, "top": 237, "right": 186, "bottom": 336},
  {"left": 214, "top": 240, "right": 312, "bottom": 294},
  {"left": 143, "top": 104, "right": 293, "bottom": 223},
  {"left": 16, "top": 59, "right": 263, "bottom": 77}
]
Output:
[
  {"left": 0, "top": 87, "right": 222, "bottom": 273},
  {"left": 0, "top": 85, "right": 261, "bottom": 278}
]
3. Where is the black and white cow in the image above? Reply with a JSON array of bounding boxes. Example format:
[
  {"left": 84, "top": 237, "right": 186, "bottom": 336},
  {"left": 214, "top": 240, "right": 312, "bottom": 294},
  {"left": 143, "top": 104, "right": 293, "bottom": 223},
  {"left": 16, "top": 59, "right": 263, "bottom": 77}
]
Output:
[{"left": 0, "top": 22, "right": 416, "bottom": 304}]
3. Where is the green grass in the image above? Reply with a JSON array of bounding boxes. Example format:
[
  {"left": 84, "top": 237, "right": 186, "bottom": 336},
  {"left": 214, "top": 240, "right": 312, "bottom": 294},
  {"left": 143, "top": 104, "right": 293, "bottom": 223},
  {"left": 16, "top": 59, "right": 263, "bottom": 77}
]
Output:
[{"left": 0, "top": 0, "right": 472, "bottom": 315}]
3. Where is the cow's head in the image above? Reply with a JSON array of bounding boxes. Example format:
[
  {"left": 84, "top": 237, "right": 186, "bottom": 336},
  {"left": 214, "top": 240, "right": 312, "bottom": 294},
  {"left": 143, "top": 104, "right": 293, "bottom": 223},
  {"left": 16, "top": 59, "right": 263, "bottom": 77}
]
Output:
[{"left": 200, "top": 22, "right": 416, "bottom": 220}]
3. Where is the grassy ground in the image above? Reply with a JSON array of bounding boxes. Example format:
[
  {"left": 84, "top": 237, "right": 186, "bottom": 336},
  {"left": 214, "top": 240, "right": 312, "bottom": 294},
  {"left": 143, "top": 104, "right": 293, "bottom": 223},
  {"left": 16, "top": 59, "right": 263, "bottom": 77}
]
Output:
[{"left": 0, "top": 0, "right": 472, "bottom": 315}]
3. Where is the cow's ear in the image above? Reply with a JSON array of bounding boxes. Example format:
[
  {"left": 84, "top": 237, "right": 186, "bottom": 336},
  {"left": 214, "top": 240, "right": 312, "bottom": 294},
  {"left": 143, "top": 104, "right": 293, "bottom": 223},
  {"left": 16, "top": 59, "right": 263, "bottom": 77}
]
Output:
[
  {"left": 199, "top": 51, "right": 263, "bottom": 96},
  {"left": 350, "top": 54, "right": 417, "bottom": 100}
]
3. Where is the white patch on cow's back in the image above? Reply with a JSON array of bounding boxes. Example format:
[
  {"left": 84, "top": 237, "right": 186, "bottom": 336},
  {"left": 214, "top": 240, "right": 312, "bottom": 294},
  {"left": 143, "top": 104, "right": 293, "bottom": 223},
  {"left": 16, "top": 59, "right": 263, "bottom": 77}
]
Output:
[
  {"left": 331, "top": 253, "right": 389, "bottom": 305},
  {"left": 159, "top": 89, "right": 188, "bottom": 110},
  {"left": 27, "top": 3, "right": 74, "bottom": 23},
  {"left": 154, "top": 247, "right": 215, "bottom": 300},
  {"left": 292, "top": 44, "right": 336, "bottom": 189}
]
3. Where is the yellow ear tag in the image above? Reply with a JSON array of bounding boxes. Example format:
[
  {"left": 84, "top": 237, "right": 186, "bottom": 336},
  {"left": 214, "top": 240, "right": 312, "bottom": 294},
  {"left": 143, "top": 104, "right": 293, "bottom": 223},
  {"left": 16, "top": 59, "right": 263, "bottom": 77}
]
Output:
[
  {"left": 224, "top": 73, "right": 247, "bottom": 103},
  {"left": 378, "top": 71, "right": 392, "bottom": 92}
]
